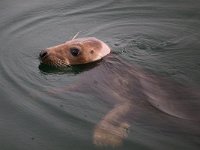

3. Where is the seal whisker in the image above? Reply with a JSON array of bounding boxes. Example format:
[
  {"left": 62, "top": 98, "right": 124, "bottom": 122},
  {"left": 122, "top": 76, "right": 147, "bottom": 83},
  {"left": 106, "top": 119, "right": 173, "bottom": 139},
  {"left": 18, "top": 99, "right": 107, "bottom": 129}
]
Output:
[{"left": 71, "top": 31, "right": 80, "bottom": 40}]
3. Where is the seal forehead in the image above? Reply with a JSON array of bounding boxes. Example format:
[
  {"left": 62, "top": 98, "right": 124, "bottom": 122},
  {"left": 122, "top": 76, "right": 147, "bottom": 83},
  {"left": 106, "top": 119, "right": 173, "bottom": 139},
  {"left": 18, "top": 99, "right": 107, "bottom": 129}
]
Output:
[
  {"left": 67, "top": 37, "right": 102, "bottom": 46},
  {"left": 82, "top": 38, "right": 102, "bottom": 49},
  {"left": 67, "top": 37, "right": 104, "bottom": 52}
]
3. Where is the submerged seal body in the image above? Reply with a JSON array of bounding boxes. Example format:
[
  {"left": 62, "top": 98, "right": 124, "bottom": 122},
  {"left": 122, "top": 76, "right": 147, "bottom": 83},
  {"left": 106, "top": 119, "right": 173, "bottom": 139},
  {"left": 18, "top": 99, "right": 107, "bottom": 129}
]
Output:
[{"left": 39, "top": 37, "right": 200, "bottom": 147}]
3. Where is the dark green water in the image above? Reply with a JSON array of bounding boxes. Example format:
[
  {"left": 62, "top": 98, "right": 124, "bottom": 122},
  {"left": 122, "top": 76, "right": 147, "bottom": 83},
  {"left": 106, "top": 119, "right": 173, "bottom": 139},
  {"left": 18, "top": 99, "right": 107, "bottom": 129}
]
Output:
[{"left": 0, "top": 0, "right": 200, "bottom": 150}]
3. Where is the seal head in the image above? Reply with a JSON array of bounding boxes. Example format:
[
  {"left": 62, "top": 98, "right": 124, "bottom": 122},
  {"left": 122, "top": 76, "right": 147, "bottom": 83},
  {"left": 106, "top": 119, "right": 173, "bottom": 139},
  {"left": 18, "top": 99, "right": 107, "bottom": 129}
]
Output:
[{"left": 39, "top": 37, "right": 111, "bottom": 67}]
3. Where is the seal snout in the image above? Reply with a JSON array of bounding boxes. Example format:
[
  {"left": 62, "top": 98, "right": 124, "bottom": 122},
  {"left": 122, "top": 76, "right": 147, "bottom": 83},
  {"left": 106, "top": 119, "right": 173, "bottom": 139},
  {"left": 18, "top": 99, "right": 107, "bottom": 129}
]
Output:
[{"left": 39, "top": 49, "right": 48, "bottom": 60}]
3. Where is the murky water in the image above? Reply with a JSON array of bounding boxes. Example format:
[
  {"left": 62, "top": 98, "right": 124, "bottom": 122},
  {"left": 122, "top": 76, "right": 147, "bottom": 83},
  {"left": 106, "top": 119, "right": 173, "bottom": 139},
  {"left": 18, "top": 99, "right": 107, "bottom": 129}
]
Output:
[{"left": 0, "top": 0, "right": 200, "bottom": 150}]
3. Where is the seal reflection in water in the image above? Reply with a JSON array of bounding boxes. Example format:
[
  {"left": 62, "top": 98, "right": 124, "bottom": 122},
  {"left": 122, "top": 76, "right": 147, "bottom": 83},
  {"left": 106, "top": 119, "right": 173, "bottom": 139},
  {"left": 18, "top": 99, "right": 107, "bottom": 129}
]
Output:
[{"left": 39, "top": 37, "right": 200, "bottom": 147}]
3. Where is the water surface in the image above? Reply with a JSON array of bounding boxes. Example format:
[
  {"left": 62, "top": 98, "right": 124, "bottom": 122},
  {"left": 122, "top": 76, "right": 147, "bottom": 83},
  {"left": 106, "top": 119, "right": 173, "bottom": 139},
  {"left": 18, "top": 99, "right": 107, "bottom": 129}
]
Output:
[{"left": 0, "top": 0, "right": 200, "bottom": 150}]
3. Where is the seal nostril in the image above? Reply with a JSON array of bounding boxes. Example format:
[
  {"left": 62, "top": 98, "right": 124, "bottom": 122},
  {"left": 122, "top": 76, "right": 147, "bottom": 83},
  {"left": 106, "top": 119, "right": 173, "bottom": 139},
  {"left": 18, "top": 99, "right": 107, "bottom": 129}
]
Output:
[{"left": 39, "top": 50, "right": 48, "bottom": 59}]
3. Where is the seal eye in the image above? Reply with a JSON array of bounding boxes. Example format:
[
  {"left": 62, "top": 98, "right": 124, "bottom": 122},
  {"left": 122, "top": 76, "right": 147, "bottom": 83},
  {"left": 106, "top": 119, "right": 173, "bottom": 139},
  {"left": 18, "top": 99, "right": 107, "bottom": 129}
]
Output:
[{"left": 70, "top": 47, "right": 80, "bottom": 57}]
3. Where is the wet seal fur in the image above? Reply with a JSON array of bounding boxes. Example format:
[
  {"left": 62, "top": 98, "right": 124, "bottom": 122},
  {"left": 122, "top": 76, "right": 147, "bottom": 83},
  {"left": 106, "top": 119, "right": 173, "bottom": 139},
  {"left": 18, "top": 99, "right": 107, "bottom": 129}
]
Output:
[{"left": 39, "top": 36, "right": 200, "bottom": 147}]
